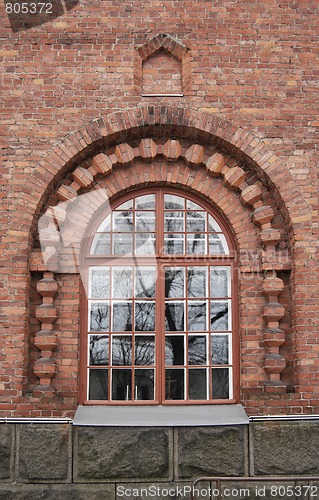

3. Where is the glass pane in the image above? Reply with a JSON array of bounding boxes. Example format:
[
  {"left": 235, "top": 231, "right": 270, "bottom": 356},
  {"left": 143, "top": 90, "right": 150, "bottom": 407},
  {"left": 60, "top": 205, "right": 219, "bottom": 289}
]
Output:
[
  {"left": 112, "top": 302, "right": 132, "bottom": 331},
  {"left": 112, "top": 268, "right": 133, "bottom": 298},
  {"left": 212, "top": 335, "right": 229, "bottom": 365},
  {"left": 189, "top": 369, "right": 207, "bottom": 400},
  {"left": 212, "top": 368, "right": 229, "bottom": 399},
  {"left": 90, "top": 268, "right": 110, "bottom": 298},
  {"left": 91, "top": 233, "right": 111, "bottom": 255},
  {"left": 135, "top": 211, "right": 156, "bottom": 232},
  {"left": 164, "top": 234, "right": 184, "bottom": 254},
  {"left": 165, "top": 267, "right": 185, "bottom": 298},
  {"left": 186, "top": 234, "right": 206, "bottom": 254},
  {"left": 209, "top": 234, "right": 229, "bottom": 255},
  {"left": 135, "top": 335, "right": 155, "bottom": 365},
  {"left": 165, "top": 335, "right": 185, "bottom": 365},
  {"left": 165, "top": 369, "right": 185, "bottom": 400},
  {"left": 187, "top": 200, "right": 202, "bottom": 210},
  {"left": 188, "top": 335, "right": 207, "bottom": 365},
  {"left": 210, "top": 267, "right": 230, "bottom": 298},
  {"left": 135, "top": 194, "right": 156, "bottom": 210},
  {"left": 188, "top": 301, "right": 207, "bottom": 331},
  {"left": 111, "top": 368, "right": 132, "bottom": 400},
  {"left": 208, "top": 214, "right": 222, "bottom": 232},
  {"left": 210, "top": 301, "right": 229, "bottom": 331},
  {"left": 186, "top": 211, "right": 206, "bottom": 232},
  {"left": 187, "top": 267, "right": 207, "bottom": 298},
  {"left": 89, "top": 369, "right": 108, "bottom": 400},
  {"left": 89, "top": 302, "right": 109, "bottom": 332},
  {"left": 165, "top": 302, "right": 185, "bottom": 331},
  {"left": 116, "top": 199, "right": 133, "bottom": 211},
  {"left": 112, "top": 336, "right": 132, "bottom": 365},
  {"left": 135, "top": 302, "right": 155, "bottom": 331},
  {"left": 96, "top": 214, "right": 111, "bottom": 232},
  {"left": 135, "top": 233, "right": 156, "bottom": 255},
  {"left": 113, "top": 211, "right": 133, "bottom": 231},
  {"left": 113, "top": 233, "right": 133, "bottom": 255},
  {"left": 89, "top": 335, "right": 109, "bottom": 365},
  {"left": 164, "top": 211, "right": 184, "bottom": 232},
  {"left": 134, "top": 369, "right": 154, "bottom": 400},
  {"left": 135, "top": 268, "right": 156, "bottom": 298},
  {"left": 164, "top": 194, "right": 184, "bottom": 210}
]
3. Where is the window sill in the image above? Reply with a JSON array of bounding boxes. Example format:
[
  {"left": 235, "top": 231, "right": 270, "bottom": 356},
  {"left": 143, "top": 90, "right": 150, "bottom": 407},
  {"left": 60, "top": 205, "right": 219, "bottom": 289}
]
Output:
[{"left": 73, "top": 404, "right": 248, "bottom": 426}]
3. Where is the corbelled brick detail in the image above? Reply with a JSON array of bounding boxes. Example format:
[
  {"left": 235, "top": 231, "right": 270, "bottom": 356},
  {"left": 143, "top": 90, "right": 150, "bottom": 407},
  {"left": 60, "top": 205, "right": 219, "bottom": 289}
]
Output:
[{"left": 33, "top": 272, "right": 59, "bottom": 397}]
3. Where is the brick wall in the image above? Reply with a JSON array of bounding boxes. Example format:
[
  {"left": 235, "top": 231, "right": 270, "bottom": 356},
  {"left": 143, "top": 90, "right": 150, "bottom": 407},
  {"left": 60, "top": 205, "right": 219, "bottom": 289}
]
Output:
[{"left": 1, "top": 0, "right": 319, "bottom": 417}]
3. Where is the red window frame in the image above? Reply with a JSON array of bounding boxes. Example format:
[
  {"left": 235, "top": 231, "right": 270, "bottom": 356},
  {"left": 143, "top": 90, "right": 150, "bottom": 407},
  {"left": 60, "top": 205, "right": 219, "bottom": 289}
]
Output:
[{"left": 79, "top": 187, "right": 239, "bottom": 405}]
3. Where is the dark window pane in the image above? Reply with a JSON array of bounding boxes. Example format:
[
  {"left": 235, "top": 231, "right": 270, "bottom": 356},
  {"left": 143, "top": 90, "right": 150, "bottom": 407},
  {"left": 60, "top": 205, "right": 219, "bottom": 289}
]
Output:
[
  {"left": 135, "top": 194, "right": 156, "bottom": 210},
  {"left": 90, "top": 268, "right": 110, "bottom": 298},
  {"left": 165, "top": 335, "right": 185, "bottom": 365},
  {"left": 165, "top": 302, "right": 185, "bottom": 331},
  {"left": 209, "top": 234, "right": 228, "bottom": 255},
  {"left": 91, "top": 233, "right": 111, "bottom": 255},
  {"left": 189, "top": 369, "right": 207, "bottom": 400},
  {"left": 186, "top": 211, "right": 206, "bottom": 232},
  {"left": 134, "top": 369, "right": 154, "bottom": 400},
  {"left": 210, "top": 267, "right": 230, "bottom": 298},
  {"left": 113, "top": 211, "right": 133, "bottom": 232},
  {"left": 112, "top": 336, "right": 132, "bottom": 366},
  {"left": 135, "top": 268, "right": 156, "bottom": 298},
  {"left": 112, "top": 302, "right": 132, "bottom": 331},
  {"left": 164, "top": 211, "right": 184, "bottom": 232},
  {"left": 165, "top": 267, "right": 185, "bottom": 298},
  {"left": 135, "top": 335, "right": 155, "bottom": 365},
  {"left": 112, "top": 268, "right": 133, "bottom": 298},
  {"left": 164, "top": 234, "right": 184, "bottom": 254},
  {"left": 164, "top": 194, "right": 184, "bottom": 210},
  {"left": 135, "top": 211, "right": 156, "bottom": 232},
  {"left": 135, "top": 233, "right": 156, "bottom": 255},
  {"left": 188, "top": 301, "right": 207, "bottom": 331},
  {"left": 113, "top": 233, "right": 133, "bottom": 255},
  {"left": 188, "top": 335, "right": 207, "bottom": 365},
  {"left": 89, "top": 369, "right": 108, "bottom": 400},
  {"left": 187, "top": 267, "right": 207, "bottom": 297},
  {"left": 208, "top": 215, "right": 222, "bottom": 232},
  {"left": 135, "top": 302, "right": 155, "bottom": 331},
  {"left": 165, "top": 369, "right": 185, "bottom": 400},
  {"left": 212, "top": 335, "right": 229, "bottom": 365},
  {"left": 212, "top": 368, "right": 229, "bottom": 399},
  {"left": 210, "top": 301, "right": 229, "bottom": 331},
  {"left": 186, "top": 234, "right": 206, "bottom": 254},
  {"left": 90, "top": 302, "right": 109, "bottom": 332},
  {"left": 112, "top": 369, "right": 132, "bottom": 400},
  {"left": 89, "top": 335, "right": 109, "bottom": 365}
]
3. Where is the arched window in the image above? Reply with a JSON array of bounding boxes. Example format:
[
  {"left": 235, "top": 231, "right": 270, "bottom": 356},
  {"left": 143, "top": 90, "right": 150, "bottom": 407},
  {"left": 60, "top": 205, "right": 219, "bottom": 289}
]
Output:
[{"left": 81, "top": 188, "right": 238, "bottom": 405}]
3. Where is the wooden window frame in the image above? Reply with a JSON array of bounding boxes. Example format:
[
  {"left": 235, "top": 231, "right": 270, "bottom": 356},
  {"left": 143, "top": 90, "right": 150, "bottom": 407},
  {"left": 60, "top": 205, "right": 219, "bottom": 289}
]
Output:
[{"left": 79, "top": 186, "right": 239, "bottom": 406}]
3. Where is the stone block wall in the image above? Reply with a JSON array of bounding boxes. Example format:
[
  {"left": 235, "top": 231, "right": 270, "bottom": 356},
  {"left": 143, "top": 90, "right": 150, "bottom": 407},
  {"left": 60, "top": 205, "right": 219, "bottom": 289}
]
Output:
[{"left": 0, "top": 421, "right": 319, "bottom": 498}]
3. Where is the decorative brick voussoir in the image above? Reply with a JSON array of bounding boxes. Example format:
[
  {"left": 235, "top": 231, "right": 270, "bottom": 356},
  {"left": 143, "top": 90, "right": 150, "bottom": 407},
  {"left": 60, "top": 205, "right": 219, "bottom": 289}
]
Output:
[
  {"left": 263, "top": 302, "right": 285, "bottom": 323},
  {"left": 240, "top": 184, "right": 263, "bottom": 206},
  {"left": 56, "top": 185, "right": 78, "bottom": 202},
  {"left": 223, "top": 165, "right": 246, "bottom": 189},
  {"left": 260, "top": 228, "right": 282, "bottom": 247},
  {"left": 163, "top": 139, "right": 182, "bottom": 161},
  {"left": 263, "top": 354, "right": 286, "bottom": 374},
  {"left": 253, "top": 205, "right": 275, "bottom": 226},
  {"left": 115, "top": 143, "right": 135, "bottom": 164},
  {"left": 72, "top": 167, "right": 94, "bottom": 188},
  {"left": 262, "top": 276, "right": 285, "bottom": 297},
  {"left": 205, "top": 152, "right": 227, "bottom": 175},
  {"left": 262, "top": 328, "right": 286, "bottom": 348},
  {"left": 92, "top": 153, "right": 113, "bottom": 174},
  {"left": 139, "top": 138, "right": 157, "bottom": 160},
  {"left": 184, "top": 144, "right": 205, "bottom": 166}
]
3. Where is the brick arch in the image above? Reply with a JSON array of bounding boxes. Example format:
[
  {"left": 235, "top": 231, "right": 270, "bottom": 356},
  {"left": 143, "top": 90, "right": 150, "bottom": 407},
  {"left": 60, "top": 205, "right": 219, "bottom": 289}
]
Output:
[{"left": 22, "top": 106, "right": 308, "bottom": 250}]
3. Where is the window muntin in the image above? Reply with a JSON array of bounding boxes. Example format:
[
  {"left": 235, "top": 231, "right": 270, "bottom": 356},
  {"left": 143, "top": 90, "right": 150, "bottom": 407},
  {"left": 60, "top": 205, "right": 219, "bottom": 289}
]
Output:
[{"left": 84, "top": 190, "right": 236, "bottom": 405}]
